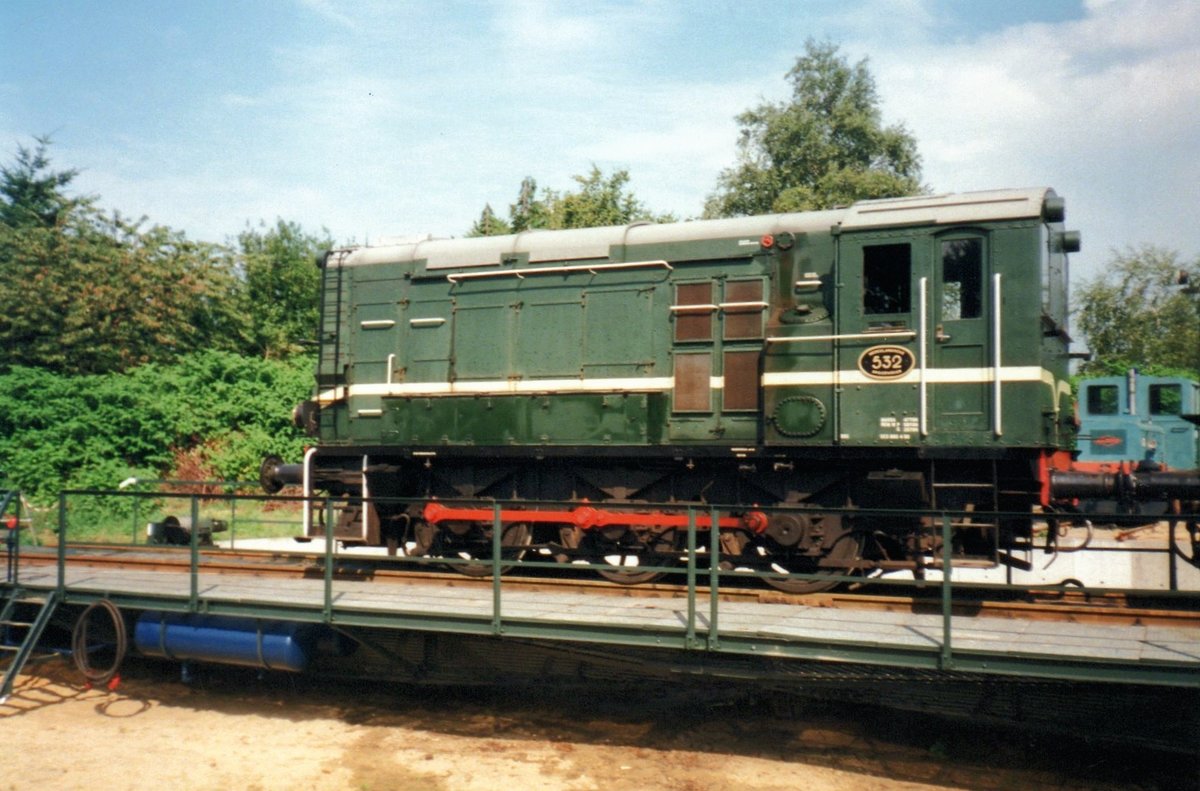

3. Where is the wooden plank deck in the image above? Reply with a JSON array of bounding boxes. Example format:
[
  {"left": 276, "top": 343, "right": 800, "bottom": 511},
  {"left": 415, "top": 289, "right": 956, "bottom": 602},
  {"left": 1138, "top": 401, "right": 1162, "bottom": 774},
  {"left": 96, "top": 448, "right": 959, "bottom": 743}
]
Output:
[{"left": 11, "top": 563, "right": 1199, "bottom": 675}]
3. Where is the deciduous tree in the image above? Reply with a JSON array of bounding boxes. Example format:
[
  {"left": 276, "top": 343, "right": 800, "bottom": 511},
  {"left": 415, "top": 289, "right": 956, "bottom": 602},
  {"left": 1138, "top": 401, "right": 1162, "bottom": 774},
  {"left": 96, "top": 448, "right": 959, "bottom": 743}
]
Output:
[
  {"left": 1075, "top": 245, "right": 1200, "bottom": 377},
  {"left": 0, "top": 139, "right": 247, "bottom": 373},
  {"left": 0, "top": 210, "right": 247, "bottom": 372},
  {"left": 469, "top": 167, "right": 674, "bottom": 235},
  {"left": 704, "top": 40, "right": 923, "bottom": 217},
  {"left": 236, "top": 219, "right": 331, "bottom": 358}
]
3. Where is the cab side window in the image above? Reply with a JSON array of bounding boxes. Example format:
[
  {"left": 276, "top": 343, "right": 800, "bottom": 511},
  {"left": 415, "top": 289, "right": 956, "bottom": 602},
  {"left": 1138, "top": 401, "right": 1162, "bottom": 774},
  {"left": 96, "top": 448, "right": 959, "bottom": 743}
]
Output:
[
  {"left": 1150, "top": 384, "right": 1182, "bottom": 415},
  {"left": 1087, "top": 385, "right": 1119, "bottom": 415},
  {"left": 863, "top": 244, "right": 911, "bottom": 314}
]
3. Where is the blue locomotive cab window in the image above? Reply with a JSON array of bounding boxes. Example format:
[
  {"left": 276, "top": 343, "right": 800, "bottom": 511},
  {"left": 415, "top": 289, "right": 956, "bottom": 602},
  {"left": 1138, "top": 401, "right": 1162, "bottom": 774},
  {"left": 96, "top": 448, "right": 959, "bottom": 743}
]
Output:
[
  {"left": 863, "top": 244, "right": 911, "bottom": 314},
  {"left": 941, "top": 239, "right": 982, "bottom": 320},
  {"left": 1150, "top": 384, "right": 1182, "bottom": 415},
  {"left": 1087, "top": 384, "right": 1119, "bottom": 415}
]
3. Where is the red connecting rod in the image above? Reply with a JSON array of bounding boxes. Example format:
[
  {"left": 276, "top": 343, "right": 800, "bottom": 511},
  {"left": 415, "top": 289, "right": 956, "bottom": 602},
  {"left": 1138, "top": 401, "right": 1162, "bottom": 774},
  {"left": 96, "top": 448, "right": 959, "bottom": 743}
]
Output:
[{"left": 423, "top": 502, "right": 769, "bottom": 534}]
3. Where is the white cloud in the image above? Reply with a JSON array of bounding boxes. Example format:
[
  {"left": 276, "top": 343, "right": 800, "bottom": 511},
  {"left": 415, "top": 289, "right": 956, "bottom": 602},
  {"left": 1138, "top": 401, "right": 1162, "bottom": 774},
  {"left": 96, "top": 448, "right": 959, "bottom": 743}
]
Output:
[
  {"left": 857, "top": 0, "right": 1200, "bottom": 277},
  {"left": 491, "top": 0, "right": 675, "bottom": 62}
]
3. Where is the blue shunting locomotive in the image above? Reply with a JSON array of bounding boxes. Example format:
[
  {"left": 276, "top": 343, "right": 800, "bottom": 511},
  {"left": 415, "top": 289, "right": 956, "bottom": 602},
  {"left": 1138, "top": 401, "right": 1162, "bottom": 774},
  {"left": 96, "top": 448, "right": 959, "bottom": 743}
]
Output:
[{"left": 1076, "top": 371, "right": 1199, "bottom": 472}]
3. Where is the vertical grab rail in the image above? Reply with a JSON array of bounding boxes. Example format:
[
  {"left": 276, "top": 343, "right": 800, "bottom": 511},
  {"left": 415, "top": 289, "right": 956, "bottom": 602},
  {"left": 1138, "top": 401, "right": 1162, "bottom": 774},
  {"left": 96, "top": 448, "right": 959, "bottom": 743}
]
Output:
[
  {"left": 919, "top": 277, "right": 929, "bottom": 437},
  {"left": 993, "top": 273, "right": 1003, "bottom": 437},
  {"left": 301, "top": 447, "right": 318, "bottom": 542}
]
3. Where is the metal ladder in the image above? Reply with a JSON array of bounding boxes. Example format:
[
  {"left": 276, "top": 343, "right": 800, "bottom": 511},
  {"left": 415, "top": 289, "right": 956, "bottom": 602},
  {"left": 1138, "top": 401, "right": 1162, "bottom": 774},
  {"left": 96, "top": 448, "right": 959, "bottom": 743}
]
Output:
[
  {"left": 928, "top": 463, "right": 1010, "bottom": 570},
  {"left": 316, "top": 249, "right": 350, "bottom": 389},
  {"left": 0, "top": 588, "right": 59, "bottom": 704}
]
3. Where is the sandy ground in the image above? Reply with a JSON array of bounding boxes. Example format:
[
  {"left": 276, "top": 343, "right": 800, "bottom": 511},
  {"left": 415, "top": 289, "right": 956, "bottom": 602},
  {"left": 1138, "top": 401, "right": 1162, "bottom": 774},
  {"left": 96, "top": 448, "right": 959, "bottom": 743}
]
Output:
[{"left": 1, "top": 657, "right": 1191, "bottom": 791}]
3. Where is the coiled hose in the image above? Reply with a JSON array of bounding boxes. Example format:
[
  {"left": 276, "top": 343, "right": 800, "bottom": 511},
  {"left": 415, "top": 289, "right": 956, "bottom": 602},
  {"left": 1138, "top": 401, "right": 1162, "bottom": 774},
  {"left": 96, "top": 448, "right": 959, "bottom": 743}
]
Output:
[{"left": 71, "top": 599, "right": 127, "bottom": 685}]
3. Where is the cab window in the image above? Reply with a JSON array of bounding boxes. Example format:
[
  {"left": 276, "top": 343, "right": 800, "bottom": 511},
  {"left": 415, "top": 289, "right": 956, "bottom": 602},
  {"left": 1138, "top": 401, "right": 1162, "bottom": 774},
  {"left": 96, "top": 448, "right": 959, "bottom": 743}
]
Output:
[
  {"left": 863, "top": 244, "right": 911, "bottom": 314},
  {"left": 941, "top": 238, "right": 982, "bottom": 320},
  {"left": 1087, "top": 384, "right": 1119, "bottom": 415},
  {"left": 1150, "top": 384, "right": 1182, "bottom": 415}
]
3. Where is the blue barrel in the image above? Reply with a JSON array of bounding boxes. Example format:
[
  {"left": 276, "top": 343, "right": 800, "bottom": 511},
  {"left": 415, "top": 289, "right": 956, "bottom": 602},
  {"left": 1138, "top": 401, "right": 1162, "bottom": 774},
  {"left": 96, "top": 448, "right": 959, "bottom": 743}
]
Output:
[{"left": 134, "top": 612, "right": 314, "bottom": 672}]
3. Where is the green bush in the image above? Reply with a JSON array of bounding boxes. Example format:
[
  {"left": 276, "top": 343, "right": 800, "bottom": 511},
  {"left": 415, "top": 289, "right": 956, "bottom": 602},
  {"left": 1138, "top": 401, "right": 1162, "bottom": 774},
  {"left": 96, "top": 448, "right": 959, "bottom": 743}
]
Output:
[{"left": 0, "top": 351, "right": 314, "bottom": 511}]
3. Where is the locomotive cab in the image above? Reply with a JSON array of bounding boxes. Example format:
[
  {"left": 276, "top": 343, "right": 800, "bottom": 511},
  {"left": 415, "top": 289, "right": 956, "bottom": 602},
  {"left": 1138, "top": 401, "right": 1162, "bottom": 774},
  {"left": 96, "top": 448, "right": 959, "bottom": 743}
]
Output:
[{"left": 762, "top": 189, "right": 1076, "bottom": 452}]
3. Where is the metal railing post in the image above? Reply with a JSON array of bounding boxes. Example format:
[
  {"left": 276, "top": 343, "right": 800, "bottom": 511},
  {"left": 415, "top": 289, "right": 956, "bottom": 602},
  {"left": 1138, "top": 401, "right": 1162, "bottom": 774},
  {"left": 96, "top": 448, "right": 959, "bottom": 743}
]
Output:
[
  {"left": 492, "top": 502, "right": 503, "bottom": 635},
  {"left": 940, "top": 512, "right": 954, "bottom": 669},
  {"left": 189, "top": 495, "right": 200, "bottom": 611},
  {"left": 1168, "top": 530, "right": 1178, "bottom": 592},
  {"left": 3, "top": 499, "right": 15, "bottom": 585},
  {"left": 708, "top": 506, "right": 720, "bottom": 651},
  {"left": 685, "top": 509, "right": 697, "bottom": 649},
  {"left": 57, "top": 492, "right": 67, "bottom": 593},
  {"left": 323, "top": 497, "right": 335, "bottom": 621},
  {"left": 13, "top": 495, "right": 20, "bottom": 582},
  {"left": 4, "top": 492, "right": 18, "bottom": 585},
  {"left": 229, "top": 493, "right": 237, "bottom": 550}
]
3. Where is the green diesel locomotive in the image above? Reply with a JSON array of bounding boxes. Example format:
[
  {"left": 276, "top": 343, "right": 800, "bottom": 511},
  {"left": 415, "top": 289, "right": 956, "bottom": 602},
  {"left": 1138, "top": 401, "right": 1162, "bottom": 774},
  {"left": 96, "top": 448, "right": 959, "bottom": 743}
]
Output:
[{"left": 260, "top": 188, "right": 1193, "bottom": 590}]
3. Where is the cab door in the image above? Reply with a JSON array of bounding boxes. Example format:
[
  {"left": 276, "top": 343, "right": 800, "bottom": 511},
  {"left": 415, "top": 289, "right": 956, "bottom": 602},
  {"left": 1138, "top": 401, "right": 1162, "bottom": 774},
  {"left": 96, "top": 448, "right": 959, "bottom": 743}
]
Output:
[
  {"left": 929, "top": 235, "right": 992, "bottom": 440},
  {"left": 836, "top": 233, "right": 923, "bottom": 444}
]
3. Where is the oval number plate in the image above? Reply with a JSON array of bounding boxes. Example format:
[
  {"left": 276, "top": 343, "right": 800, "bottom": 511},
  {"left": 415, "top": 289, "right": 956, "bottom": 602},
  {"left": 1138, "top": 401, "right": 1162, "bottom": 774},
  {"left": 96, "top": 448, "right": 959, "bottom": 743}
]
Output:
[{"left": 858, "top": 345, "right": 915, "bottom": 379}]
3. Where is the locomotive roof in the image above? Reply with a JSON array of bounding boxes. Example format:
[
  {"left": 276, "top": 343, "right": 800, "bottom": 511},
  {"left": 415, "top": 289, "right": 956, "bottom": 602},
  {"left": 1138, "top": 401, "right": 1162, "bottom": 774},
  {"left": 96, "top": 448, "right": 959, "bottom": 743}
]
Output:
[{"left": 334, "top": 187, "right": 1056, "bottom": 271}]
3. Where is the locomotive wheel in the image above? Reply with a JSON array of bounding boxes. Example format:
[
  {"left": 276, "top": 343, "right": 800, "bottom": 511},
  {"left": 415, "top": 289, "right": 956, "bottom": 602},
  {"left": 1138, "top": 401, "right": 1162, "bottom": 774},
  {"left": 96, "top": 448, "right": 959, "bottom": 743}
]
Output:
[
  {"left": 412, "top": 520, "right": 531, "bottom": 577},
  {"left": 753, "top": 515, "right": 864, "bottom": 594},
  {"left": 582, "top": 527, "right": 677, "bottom": 585}
]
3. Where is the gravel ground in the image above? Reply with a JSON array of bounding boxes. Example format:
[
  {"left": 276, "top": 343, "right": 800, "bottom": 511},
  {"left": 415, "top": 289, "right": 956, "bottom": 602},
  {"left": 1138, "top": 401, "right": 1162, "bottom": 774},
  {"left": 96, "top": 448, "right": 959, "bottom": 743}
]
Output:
[{"left": 2, "top": 656, "right": 1194, "bottom": 791}]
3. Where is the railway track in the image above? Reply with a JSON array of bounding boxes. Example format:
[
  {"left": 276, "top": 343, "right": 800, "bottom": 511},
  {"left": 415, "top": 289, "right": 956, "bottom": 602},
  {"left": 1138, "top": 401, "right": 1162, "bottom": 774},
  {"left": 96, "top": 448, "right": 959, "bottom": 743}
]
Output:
[{"left": 9, "top": 543, "right": 1200, "bottom": 628}]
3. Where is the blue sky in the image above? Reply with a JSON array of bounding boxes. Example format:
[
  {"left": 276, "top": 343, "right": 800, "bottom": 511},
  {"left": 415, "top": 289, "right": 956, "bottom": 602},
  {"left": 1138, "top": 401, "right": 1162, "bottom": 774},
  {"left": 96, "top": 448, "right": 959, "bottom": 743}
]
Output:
[{"left": 2, "top": 0, "right": 1197, "bottom": 284}]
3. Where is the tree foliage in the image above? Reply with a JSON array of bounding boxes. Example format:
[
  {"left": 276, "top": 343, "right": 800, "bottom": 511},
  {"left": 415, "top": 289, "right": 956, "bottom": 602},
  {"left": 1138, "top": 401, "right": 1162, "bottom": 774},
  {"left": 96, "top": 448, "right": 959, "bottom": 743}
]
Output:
[
  {"left": 704, "top": 40, "right": 923, "bottom": 218},
  {"left": 236, "top": 219, "right": 331, "bottom": 358},
  {"left": 468, "top": 203, "right": 511, "bottom": 237},
  {"left": 0, "top": 139, "right": 328, "bottom": 373},
  {"left": 0, "top": 135, "right": 79, "bottom": 228},
  {"left": 0, "top": 209, "right": 246, "bottom": 373},
  {"left": 468, "top": 166, "right": 675, "bottom": 236},
  {"left": 1075, "top": 245, "right": 1200, "bottom": 377}
]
